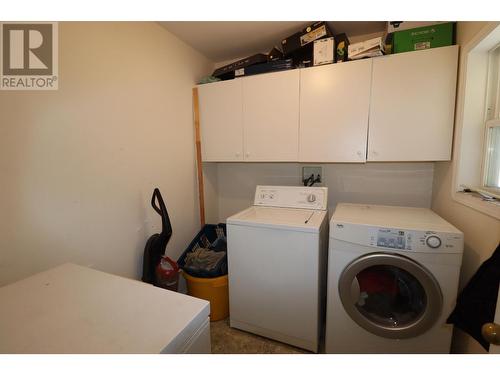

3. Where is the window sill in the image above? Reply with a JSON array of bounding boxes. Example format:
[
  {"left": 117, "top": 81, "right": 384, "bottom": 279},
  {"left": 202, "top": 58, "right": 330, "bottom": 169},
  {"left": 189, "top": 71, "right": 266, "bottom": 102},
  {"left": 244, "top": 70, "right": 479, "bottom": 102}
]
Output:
[{"left": 453, "top": 191, "right": 500, "bottom": 220}]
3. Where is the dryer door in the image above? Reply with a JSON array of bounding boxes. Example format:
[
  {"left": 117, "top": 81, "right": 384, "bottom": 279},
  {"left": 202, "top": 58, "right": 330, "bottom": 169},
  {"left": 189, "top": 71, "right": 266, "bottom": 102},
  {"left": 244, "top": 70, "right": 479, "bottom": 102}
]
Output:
[{"left": 338, "top": 252, "right": 443, "bottom": 339}]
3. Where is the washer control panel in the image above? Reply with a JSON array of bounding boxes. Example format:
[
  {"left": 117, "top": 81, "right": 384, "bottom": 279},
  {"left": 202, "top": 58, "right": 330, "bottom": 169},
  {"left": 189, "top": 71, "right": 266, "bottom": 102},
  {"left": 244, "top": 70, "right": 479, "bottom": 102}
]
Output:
[{"left": 254, "top": 185, "right": 328, "bottom": 210}]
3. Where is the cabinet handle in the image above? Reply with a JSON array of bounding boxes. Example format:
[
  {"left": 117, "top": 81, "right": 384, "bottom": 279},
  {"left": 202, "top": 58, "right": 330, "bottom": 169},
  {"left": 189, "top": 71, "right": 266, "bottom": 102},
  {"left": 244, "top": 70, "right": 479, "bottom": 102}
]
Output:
[
  {"left": 245, "top": 152, "right": 250, "bottom": 158},
  {"left": 357, "top": 151, "right": 364, "bottom": 158}
]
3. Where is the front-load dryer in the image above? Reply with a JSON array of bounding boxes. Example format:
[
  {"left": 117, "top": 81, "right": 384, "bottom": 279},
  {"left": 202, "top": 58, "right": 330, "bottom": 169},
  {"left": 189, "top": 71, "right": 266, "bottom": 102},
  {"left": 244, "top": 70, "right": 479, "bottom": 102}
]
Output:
[
  {"left": 227, "top": 185, "right": 328, "bottom": 352},
  {"left": 325, "top": 203, "right": 464, "bottom": 353}
]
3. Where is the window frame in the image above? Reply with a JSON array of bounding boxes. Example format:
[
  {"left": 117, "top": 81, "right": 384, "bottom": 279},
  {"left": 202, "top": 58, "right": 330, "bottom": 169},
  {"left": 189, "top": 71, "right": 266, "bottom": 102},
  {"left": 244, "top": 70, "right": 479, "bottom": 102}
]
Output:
[
  {"left": 480, "top": 45, "right": 500, "bottom": 196},
  {"left": 451, "top": 22, "right": 500, "bottom": 220},
  {"left": 489, "top": 46, "right": 500, "bottom": 120},
  {"left": 481, "top": 119, "right": 500, "bottom": 195}
]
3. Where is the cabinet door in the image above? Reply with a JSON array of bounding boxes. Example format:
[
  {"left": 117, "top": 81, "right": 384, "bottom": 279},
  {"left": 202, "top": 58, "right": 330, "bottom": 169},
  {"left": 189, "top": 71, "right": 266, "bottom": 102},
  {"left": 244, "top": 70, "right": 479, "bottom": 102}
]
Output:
[
  {"left": 198, "top": 80, "right": 243, "bottom": 161},
  {"left": 368, "top": 45, "right": 458, "bottom": 161},
  {"left": 242, "top": 70, "right": 300, "bottom": 161},
  {"left": 299, "top": 60, "right": 372, "bottom": 162}
]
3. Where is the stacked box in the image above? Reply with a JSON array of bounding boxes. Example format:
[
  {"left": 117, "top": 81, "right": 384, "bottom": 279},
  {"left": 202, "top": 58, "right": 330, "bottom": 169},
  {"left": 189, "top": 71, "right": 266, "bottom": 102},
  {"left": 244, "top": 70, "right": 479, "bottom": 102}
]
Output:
[
  {"left": 348, "top": 37, "right": 385, "bottom": 60},
  {"left": 313, "top": 37, "right": 335, "bottom": 66},
  {"left": 212, "top": 53, "right": 268, "bottom": 80},
  {"left": 387, "top": 21, "right": 448, "bottom": 34},
  {"left": 281, "top": 21, "right": 333, "bottom": 55},
  {"left": 393, "top": 22, "right": 455, "bottom": 53},
  {"left": 235, "top": 59, "right": 294, "bottom": 77},
  {"left": 281, "top": 21, "right": 333, "bottom": 67},
  {"left": 334, "top": 33, "right": 350, "bottom": 62}
]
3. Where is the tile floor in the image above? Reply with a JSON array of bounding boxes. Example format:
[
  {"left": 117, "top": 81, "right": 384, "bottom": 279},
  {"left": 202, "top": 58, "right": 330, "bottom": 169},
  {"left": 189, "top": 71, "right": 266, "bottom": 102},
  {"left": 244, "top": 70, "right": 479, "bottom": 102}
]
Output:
[{"left": 210, "top": 318, "right": 309, "bottom": 354}]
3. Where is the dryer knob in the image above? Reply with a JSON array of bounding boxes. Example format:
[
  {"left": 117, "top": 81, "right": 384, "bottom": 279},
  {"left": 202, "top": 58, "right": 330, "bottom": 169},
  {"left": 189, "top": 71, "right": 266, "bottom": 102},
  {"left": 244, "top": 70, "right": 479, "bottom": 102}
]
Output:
[
  {"left": 307, "top": 194, "right": 316, "bottom": 203},
  {"left": 426, "top": 235, "right": 442, "bottom": 249}
]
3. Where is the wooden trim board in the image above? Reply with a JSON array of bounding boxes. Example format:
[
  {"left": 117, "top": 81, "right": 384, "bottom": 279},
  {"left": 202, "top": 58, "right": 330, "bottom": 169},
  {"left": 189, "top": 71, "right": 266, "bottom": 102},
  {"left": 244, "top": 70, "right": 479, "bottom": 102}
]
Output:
[{"left": 193, "top": 87, "right": 205, "bottom": 227}]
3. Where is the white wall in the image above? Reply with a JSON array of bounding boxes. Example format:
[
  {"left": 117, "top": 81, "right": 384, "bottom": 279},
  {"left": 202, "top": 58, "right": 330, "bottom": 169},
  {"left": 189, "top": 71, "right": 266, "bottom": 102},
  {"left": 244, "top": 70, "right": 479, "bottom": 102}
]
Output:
[
  {"left": 214, "top": 162, "right": 434, "bottom": 221},
  {"left": 432, "top": 21, "right": 500, "bottom": 354},
  {"left": 0, "top": 22, "right": 213, "bottom": 286}
]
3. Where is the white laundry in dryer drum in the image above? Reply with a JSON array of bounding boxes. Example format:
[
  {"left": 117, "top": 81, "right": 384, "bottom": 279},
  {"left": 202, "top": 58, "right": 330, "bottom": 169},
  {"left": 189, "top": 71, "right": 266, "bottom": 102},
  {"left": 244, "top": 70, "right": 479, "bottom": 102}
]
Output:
[
  {"left": 226, "top": 185, "right": 328, "bottom": 352},
  {"left": 325, "top": 203, "right": 464, "bottom": 354}
]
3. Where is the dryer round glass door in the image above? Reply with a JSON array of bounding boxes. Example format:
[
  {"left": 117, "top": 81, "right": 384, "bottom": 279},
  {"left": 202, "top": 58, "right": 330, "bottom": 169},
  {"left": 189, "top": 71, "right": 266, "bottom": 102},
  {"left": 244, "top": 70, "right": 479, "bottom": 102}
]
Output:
[{"left": 338, "top": 252, "right": 443, "bottom": 339}]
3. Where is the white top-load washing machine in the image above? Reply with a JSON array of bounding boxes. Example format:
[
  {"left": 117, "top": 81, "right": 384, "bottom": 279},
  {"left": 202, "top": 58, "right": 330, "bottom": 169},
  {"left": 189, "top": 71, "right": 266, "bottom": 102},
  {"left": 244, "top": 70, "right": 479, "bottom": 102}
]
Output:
[
  {"left": 227, "top": 185, "right": 328, "bottom": 352},
  {"left": 325, "top": 203, "right": 464, "bottom": 354}
]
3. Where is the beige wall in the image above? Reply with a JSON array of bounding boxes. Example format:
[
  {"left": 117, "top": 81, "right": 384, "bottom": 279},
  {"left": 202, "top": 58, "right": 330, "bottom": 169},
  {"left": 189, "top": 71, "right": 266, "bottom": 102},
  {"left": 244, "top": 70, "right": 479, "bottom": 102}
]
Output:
[
  {"left": 431, "top": 21, "right": 500, "bottom": 354},
  {"left": 215, "top": 162, "right": 435, "bottom": 221},
  {"left": 0, "top": 22, "right": 213, "bottom": 286}
]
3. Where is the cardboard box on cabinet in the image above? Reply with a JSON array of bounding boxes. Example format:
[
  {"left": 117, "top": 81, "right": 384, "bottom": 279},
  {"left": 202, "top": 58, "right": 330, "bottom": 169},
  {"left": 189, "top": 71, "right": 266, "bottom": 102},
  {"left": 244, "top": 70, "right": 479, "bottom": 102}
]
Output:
[
  {"left": 313, "top": 37, "right": 335, "bottom": 66},
  {"left": 387, "top": 21, "right": 448, "bottom": 34},
  {"left": 393, "top": 22, "right": 455, "bottom": 53},
  {"left": 348, "top": 37, "right": 385, "bottom": 60}
]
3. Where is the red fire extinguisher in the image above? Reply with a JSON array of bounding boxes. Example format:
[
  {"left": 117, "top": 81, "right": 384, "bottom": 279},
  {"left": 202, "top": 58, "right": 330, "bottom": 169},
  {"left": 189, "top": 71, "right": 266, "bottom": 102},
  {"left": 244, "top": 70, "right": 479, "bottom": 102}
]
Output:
[{"left": 155, "top": 256, "right": 180, "bottom": 292}]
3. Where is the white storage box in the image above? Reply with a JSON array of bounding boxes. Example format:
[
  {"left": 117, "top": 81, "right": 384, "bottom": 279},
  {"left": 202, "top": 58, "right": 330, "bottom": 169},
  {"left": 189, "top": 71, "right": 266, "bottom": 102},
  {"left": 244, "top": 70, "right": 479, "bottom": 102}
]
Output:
[
  {"left": 348, "top": 37, "right": 385, "bottom": 60},
  {"left": 313, "top": 37, "right": 335, "bottom": 66}
]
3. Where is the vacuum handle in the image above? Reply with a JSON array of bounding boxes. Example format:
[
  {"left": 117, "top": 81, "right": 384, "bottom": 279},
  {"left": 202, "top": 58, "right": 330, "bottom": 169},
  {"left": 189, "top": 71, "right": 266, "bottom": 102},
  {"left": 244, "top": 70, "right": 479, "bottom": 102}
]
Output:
[
  {"left": 151, "top": 188, "right": 172, "bottom": 236},
  {"left": 151, "top": 188, "right": 164, "bottom": 216}
]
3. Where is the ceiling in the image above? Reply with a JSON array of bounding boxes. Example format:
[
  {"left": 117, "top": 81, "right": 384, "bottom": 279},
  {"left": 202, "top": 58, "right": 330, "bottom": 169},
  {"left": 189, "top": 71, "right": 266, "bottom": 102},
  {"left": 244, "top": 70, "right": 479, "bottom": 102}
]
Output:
[{"left": 159, "top": 21, "right": 386, "bottom": 63}]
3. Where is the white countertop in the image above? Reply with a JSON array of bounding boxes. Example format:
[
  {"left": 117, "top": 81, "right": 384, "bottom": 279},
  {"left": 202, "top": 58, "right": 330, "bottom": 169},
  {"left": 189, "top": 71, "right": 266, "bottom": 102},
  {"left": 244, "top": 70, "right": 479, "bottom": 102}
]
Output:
[{"left": 0, "top": 263, "right": 209, "bottom": 353}]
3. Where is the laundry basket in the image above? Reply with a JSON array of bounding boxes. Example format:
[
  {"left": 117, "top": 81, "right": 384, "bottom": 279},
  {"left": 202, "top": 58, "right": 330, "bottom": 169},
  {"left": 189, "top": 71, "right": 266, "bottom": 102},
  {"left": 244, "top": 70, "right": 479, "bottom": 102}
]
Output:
[
  {"left": 178, "top": 224, "right": 229, "bottom": 321},
  {"left": 182, "top": 272, "right": 229, "bottom": 321}
]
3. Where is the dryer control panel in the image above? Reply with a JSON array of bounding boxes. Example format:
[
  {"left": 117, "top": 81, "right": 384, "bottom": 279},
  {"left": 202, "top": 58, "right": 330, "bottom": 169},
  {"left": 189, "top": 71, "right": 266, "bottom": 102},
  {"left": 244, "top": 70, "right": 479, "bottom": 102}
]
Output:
[
  {"left": 369, "top": 227, "right": 463, "bottom": 253},
  {"left": 376, "top": 228, "right": 407, "bottom": 249},
  {"left": 331, "top": 222, "right": 464, "bottom": 254}
]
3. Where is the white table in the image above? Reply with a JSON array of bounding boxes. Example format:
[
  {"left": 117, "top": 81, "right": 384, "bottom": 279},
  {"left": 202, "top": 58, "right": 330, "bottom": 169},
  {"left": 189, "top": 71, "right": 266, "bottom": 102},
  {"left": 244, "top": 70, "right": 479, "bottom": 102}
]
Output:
[{"left": 0, "top": 264, "right": 210, "bottom": 353}]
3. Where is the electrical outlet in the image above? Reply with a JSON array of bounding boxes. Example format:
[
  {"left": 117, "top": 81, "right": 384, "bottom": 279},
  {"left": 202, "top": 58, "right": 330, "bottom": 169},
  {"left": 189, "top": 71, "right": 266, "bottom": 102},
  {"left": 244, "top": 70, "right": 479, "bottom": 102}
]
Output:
[{"left": 302, "top": 166, "right": 322, "bottom": 186}]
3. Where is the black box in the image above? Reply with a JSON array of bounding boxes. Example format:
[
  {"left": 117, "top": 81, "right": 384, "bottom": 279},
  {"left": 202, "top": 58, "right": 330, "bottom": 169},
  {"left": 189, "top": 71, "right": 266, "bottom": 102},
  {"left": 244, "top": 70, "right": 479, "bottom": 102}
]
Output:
[
  {"left": 288, "top": 45, "right": 314, "bottom": 68},
  {"left": 267, "top": 47, "right": 284, "bottom": 61},
  {"left": 334, "top": 33, "right": 350, "bottom": 62},
  {"left": 281, "top": 22, "right": 333, "bottom": 56},
  {"left": 237, "top": 59, "right": 294, "bottom": 77},
  {"left": 212, "top": 53, "right": 268, "bottom": 79}
]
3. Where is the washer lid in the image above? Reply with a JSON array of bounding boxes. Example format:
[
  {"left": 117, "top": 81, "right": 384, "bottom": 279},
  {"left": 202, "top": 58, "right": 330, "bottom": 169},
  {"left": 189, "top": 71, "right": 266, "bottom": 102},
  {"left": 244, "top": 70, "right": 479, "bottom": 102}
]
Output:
[
  {"left": 254, "top": 185, "right": 328, "bottom": 210},
  {"left": 0, "top": 263, "right": 210, "bottom": 354},
  {"left": 227, "top": 206, "right": 326, "bottom": 233},
  {"left": 332, "top": 203, "right": 462, "bottom": 234}
]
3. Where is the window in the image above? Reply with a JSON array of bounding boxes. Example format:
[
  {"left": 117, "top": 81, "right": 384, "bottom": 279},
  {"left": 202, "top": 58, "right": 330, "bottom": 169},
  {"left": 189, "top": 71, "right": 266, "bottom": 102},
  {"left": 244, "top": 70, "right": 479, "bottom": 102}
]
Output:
[
  {"left": 484, "top": 120, "right": 500, "bottom": 190},
  {"left": 452, "top": 22, "right": 500, "bottom": 219},
  {"left": 481, "top": 45, "right": 500, "bottom": 195}
]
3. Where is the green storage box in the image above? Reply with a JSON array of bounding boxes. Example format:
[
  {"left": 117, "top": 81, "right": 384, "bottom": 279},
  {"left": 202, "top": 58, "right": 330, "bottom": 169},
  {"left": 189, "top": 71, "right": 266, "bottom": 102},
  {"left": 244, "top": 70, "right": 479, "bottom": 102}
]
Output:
[{"left": 393, "top": 22, "right": 455, "bottom": 53}]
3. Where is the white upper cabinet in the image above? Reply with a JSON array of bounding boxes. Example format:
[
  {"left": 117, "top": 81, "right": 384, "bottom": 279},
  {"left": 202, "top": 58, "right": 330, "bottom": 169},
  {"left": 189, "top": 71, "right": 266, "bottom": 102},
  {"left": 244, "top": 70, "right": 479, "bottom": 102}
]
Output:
[
  {"left": 197, "top": 46, "right": 458, "bottom": 163},
  {"left": 299, "top": 59, "right": 372, "bottom": 162},
  {"left": 367, "top": 45, "right": 459, "bottom": 161},
  {"left": 242, "top": 70, "right": 300, "bottom": 161},
  {"left": 198, "top": 79, "right": 243, "bottom": 161}
]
